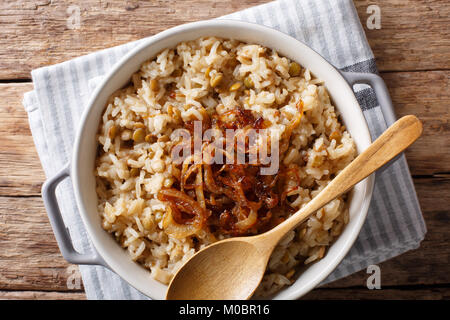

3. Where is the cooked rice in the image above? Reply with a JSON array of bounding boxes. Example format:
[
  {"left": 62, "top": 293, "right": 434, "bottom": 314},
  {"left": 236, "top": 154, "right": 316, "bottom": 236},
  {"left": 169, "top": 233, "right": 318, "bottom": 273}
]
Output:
[{"left": 95, "top": 37, "right": 356, "bottom": 297}]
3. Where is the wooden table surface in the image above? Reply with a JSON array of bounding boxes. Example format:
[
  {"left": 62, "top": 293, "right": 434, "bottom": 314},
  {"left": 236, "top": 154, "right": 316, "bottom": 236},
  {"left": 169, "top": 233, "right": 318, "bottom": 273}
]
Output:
[{"left": 0, "top": 0, "right": 449, "bottom": 300}]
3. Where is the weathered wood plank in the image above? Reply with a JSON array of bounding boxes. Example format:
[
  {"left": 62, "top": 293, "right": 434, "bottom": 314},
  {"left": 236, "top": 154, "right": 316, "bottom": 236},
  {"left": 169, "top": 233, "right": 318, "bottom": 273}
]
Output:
[
  {"left": 0, "top": 0, "right": 448, "bottom": 79},
  {"left": 0, "top": 83, "right": 45, "bottom": 196},
  {"left": 355, "top": 0, "right": 450, "bottom": 72},
  {"left": 0, "top": 0, "right": 268, "bottom": 79},
  {"left": 0, "top": 71, "right": 448, "bottom": 195},
  {"left": 0, "top": 290, "right": 86, "bottom": 300},
  {"left": 0, "top": 175, "right": 448, "bottom": 291},
  {"left": 382, "top": 71, "right": 450, "bottom": 175},
  {"left": 325, "top": 196, "right": 450, "bottom": 288},
  {"left": 320, "top": 175, "right": 449, "bottom": 288},
  {"left": 303, "top": 286, "right": 450, "bottom": 300},
  {"left": 1, "top": 287, "right": 448, "bottom": 300},
  {"left": 0, "top": 196, "right": 84, "bottom": 291}
]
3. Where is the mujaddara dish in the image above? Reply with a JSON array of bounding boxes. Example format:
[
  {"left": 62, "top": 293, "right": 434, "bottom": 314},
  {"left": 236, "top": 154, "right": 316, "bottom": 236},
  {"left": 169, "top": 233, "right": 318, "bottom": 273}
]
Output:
[{"left": 94, "top": 36, "right": 357, "bottom": 297}]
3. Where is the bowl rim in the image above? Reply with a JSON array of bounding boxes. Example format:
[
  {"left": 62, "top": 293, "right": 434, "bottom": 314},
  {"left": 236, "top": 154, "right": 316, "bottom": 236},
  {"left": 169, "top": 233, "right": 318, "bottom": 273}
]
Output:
[{"left": 71, "top": 19, "right": 375, "bottom": 300}]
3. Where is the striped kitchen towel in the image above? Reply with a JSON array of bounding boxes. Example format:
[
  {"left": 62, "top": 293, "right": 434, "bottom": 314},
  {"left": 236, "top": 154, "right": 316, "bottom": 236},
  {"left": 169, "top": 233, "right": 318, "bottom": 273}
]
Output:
[{"left": 23, "top": 0, "right": 426, "bottom": 299}]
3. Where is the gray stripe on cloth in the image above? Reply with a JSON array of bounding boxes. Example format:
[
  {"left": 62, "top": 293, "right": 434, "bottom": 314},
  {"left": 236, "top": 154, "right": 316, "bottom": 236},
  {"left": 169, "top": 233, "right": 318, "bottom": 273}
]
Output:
[
  {"left": 342, "top": 58, "right": 379, "bottom": 74},
  {"left": 369, "top": 108, "right": 419, "bottom": 241},
  {"left": 42, "top": 68, "right": 69, "bottom": 167},
  {"left": 397, "top": 160, "right": 427, "bottom": 235},
  {"left": 315, "top": 0, "right": 344, "bottom": 67},
  {"left": 367, "top": 110, "right": 416, "bottom": 243},
  {"left": 278, "top": 0, "right": 298, "bottom": 39},
  {"left": 354, "top": 88, "right": 378, "bottom": 111},
  {"left": 292, "top": 1, "right": 313, "bottom": 45},
  {"left": 337, "top": 0, "right": 374, "bottom": 64},
  {"left": 306, "top": 0, "right": 332, "bottom": 63},
  {"left": 55, "top": 66, "right": 75, "bottom": 147}
]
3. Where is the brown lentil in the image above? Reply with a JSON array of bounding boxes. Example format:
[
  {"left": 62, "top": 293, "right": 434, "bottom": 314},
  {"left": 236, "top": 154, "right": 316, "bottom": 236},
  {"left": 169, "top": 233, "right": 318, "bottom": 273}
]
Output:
[
  {"left": 229, "top": 82, "right": 242, "bottom": 92},
  {"left": 210, "top": 73, "right": 223, "bottom": 88},
  {"left": 244, "top": 76, "right": 254, "bottom": 89},
  {"left": 134, "top": 122, "right": 146, "bottom": 129},
  {"left": 132, "top": 128, "right": 145, "bottom": 143},
  {"left": 108, "top": 125, "right": 117, "bottom": 139},
  {"left": 288, "top": 62, "right": 301, "bottom": 77}
]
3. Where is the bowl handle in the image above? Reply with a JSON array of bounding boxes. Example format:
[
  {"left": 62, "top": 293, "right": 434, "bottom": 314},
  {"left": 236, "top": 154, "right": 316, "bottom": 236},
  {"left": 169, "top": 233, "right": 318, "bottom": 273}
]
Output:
[
  {"left": 341, "top": 72, "right": 396, "bottom": 126},
  {"left": 42, "top": 162, "right": 107, "bottom": 267}
]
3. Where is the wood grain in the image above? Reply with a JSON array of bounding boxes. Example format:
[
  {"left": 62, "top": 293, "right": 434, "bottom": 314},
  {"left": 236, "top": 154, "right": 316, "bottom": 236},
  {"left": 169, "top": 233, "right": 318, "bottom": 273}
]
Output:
[
  {"left": 0, "top": 196, "right": 83, "bottom": 291},
  {"left": 0, "top": 0, "right": 449, "bottom": 79},
  {"left": 382, "top": 71, "right": 450, "bottom": 175},
  {"left": 0, "top": 83, "right": 45, "bottom": 196},
  {"left": 325, "top": 186, "right": 450, "bottom": 288},
  {"left": 355, "top": 0, "right": 450, "bottom": 72},
  {"left": 1, "top": 287, "right": 448, "bottom": 300},
  {"left": 303, "top": 287, "right": 450, "bottom": 300},
  {"left": 0, "top": 0, "right": 448, "bottom": 299},
  {"left": 0, "top": 291, "right": 86, "bottom": 300}
]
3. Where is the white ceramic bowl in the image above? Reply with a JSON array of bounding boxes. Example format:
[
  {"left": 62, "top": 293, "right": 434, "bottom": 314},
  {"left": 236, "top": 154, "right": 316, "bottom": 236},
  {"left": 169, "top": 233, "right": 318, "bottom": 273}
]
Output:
[{"left": 48, "top": 20, "right": 375, "bottom": 300}]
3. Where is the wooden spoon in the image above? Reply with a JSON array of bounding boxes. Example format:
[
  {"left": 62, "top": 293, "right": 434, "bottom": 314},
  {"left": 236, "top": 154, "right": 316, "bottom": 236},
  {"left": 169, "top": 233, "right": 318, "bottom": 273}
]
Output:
[{"left": 165, "top": 115, "right": 422, "bottom": 300}]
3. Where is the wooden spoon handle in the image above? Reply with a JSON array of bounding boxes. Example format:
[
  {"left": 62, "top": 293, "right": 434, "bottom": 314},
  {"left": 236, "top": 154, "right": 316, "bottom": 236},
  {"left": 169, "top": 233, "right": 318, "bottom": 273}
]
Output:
[{"left": 267, "top": 115, "right": 422, "bottom": 241}]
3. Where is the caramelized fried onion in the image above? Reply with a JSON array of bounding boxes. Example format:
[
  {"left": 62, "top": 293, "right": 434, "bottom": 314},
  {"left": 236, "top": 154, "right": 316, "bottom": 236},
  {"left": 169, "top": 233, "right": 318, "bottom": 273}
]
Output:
[
  {"left": 158, "top": 102, "right": 304, "bottom": 237},
  {"left": 157, "top": 188, "right": 209, "bottom": 238}
]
